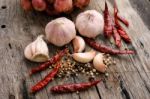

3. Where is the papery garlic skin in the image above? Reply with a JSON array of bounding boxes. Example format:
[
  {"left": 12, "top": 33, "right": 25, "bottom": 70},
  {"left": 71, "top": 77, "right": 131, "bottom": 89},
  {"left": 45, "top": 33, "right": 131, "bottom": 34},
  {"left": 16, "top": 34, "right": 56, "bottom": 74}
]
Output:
[
  {"left": 45, "top": 17, "right": 76, "bottom": 47},
  {"left": 72, "top": 50, "right": 96, "bottom": 63},
  {"left": 76, "top": 10, "right": 104, "bottom": 38},
  {"left": 73, "top": 36, "right": 85, "bottom": 53},
  {"left": 93, "top": 53, "right": 107, "bottom": 73},
  {"left": 24, "top": 35, "right": 49, "bottom": 62}
]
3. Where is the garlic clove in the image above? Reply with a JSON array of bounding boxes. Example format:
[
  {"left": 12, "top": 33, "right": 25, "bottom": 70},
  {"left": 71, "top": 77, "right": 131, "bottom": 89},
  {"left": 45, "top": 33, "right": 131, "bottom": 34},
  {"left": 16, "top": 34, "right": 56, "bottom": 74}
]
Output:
[
  {"left": 72, "top": 50, "right": 96, "bottom": 63},
  {"left": 93, "top": 53, "right": 107, "bottom": 73},
  {"left": 24, "top": 35, "right": 49, "bottom": 62},
  {"left": 72, "top": 36, "right": 85, "bottom": 53}
]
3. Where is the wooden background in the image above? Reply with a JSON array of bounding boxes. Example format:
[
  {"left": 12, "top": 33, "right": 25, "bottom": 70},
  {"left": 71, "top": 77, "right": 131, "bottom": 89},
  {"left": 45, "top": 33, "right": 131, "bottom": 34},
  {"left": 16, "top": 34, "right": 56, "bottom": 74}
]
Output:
[{"left": 0, "top": 0, "right": 150, "bottom": 99}]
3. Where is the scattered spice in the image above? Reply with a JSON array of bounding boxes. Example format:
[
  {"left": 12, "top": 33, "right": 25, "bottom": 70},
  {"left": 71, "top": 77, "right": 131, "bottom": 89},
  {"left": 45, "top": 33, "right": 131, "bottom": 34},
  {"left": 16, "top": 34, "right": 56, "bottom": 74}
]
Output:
[
  {"left": 50, "top": 80, "right": 101, "bottom": 93},
  {"left": 29, "top": 48, "right": 68, "bottom": 75},
  {"left": 31, "top": 63, "right": 61, "bottom": 93}
]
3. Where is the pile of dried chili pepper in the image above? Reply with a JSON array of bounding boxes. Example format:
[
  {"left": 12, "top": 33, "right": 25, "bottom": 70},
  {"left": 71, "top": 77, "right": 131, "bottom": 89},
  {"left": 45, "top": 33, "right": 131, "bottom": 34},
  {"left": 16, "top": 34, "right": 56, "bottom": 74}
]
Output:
[
  {"left": 29, "top": 48, "right": 103, "bottom": 93},
  {"left": 103, "top": 0, "right": 131, "bottom": 48}
]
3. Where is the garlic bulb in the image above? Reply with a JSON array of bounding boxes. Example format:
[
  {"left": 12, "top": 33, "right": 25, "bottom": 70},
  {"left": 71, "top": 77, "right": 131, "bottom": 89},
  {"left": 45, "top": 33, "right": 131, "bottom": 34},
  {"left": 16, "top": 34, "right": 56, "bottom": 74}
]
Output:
[
  {"left": 93, "top": 53, "right": 107, "bottom": 73},
  {"left": 45, "top": 17, "right": 76, "bottom": 47},
  {"left": 24, "top": 35, "right": 49, "bottom": 62},
  {"left": 72, "top": 50, "right": 96, "bottom": 63},
  {"left": 76, "top": 10, "right": 104, "bottom": 38},
  {"left": 72, "top": 36, "right": 85, "bottom": 53}
]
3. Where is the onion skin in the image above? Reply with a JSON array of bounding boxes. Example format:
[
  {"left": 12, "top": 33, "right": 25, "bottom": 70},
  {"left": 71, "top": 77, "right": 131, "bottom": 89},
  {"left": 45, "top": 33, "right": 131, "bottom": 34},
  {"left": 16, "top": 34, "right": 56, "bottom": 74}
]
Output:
[
  {"left": 93, "top": 53, "right": 107, "bottom": 73},
  {"left": 32, "top": 0, "right": 47, "bottom": 11},
  {"left": 76, "top": 10, "right": 104, "bottom": 38},
  {"left": 47, "top": 0, "right": 54, "bottom": 4},
  {"left": 21, "top": 0, "right": 32, "bottom": 11},
  {"left": 74, "top": 0, "right": 90, "bottom": 9},
  {"left": 54, "top": 0, "right": 73, "bottom": 13}
]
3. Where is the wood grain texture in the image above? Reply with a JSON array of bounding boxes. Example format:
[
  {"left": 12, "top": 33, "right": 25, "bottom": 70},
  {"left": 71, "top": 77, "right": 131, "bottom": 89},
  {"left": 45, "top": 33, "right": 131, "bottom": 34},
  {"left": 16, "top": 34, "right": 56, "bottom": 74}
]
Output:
[{"left": 0, "top": 0, "right": 150, "bottom": 99}]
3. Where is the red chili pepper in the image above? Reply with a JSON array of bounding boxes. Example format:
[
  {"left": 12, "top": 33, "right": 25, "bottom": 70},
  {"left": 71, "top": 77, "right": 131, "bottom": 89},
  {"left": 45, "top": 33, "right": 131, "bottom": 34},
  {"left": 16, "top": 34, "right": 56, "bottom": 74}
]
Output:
[
  {"left": 113, "top": 27, "right": 121, "bottom": 48},
  {"left": 114, "top": 0, "right": 129, "bottom": 27},
  {"left": 114, "top": 0, "right": 131, "bottom": 43},
  {"left": 29, "top": 48, "right": 68, "bottom": 75},
  {"left": 31, "top": 63, "right": 61, "bottom": 93},
  {"left": 50, "top": 80, "right": 101, "bottom": 93},
  {"left": 117, "top": 15, "right": 129, "bottom": 27},
  {"left": 84, "top": 37, "right": 134, "bottom": 54},
  {"left": 117, "top": 29, "right": 131, "bottom": 43},
  {"left": 103, "top": 1, "right": 113, "bottom": 38}
]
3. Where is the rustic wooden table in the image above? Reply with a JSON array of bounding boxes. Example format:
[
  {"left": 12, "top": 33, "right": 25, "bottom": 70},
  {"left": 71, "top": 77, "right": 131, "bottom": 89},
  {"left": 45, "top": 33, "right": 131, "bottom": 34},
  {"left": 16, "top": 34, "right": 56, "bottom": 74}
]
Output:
[{"left": 0, "top": 0, "right": 150, "bottom": 99}]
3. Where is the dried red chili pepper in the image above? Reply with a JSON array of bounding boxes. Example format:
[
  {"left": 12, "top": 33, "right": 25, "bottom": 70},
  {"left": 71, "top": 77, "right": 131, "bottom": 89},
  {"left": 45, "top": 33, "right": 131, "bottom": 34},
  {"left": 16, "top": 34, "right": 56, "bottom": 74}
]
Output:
[
  {"left": 50, "top": 80, "right": 101, "bottom": 93},
  {"left": 29, "top": 48, "right": 68, "bottom": 75},
  {"left": 114, "top": 0, "right": 131, "bottom": 43},
  {"left": 31, "top": 63, "right": 61, "bottom": 93},
  {"left": 114, "top": 0, "right": 129, "bottom": 27},
  {"left": 117, "top": 15, "right": 129, "bottom": 27},
  {"left": 84, "top": 37, "right": 134, "bottom": 54},
  {"left": 117, "top": 29, "right": 131, "bottom": 43},
  {"left": 113, "top": 27, "right": 121, "bottom": 48},
  {"left": 103, "top": 1, "right": 113, "bottom": 38}
]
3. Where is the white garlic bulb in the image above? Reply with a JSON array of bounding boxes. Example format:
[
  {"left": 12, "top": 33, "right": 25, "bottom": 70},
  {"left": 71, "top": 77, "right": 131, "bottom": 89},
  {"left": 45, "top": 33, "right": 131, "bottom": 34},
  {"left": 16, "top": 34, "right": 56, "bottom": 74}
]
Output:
[
  {"left": 93, "top": 53, "right": 107, "bottom": 73},
  {"left": 72, "top": 36, "right": 85, "bottom": 53},
  {"left": 45, "top": 17, "right": 76, "bottom": 47},
  {"left": 24, "top": 35, "right": 49, "bottom": 62},
  {"left": 76, "top": 10, "right": 104, "bottom": 38},
  {"left": 72, "top": 50, "right": 96, "bottom": 63}
]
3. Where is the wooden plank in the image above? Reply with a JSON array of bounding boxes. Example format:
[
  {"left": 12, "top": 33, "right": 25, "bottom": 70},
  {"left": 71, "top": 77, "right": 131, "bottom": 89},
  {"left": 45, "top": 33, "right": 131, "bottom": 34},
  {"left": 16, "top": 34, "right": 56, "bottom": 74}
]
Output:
[{"left": 0, "top": 0, "right": 150, "bottom": 99}]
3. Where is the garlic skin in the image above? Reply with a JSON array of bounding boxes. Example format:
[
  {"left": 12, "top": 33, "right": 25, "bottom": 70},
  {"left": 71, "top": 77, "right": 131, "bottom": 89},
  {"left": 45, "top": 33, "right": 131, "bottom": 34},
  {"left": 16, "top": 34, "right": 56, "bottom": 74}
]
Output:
[
  {"left": 93, "top": 53, "right": 107, "bottom": 73},
  {"left": 45, "top": 17, "right": 76, "bottom": 47},
  {"left": 72, "top": 50, "right": 96, "bottom": 63},
  {"left": 76, "top": 10, "right": 104, "bottom": 38},
  {"left": 24, "top": 35, "right": 49, "bottom": 62},
  {"left": 73, "top": 36, "right": 85, "bottom": 53}
]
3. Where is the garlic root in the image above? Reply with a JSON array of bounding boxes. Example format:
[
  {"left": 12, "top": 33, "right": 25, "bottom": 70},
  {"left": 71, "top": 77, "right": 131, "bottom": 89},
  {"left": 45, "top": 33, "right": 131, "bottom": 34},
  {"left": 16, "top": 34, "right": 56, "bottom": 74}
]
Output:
[
  {"left": 93, "top": 53, "right": 107, "bottom": 73},
  {"left": 24, "top": 35, "right": 49, "bottom": 62},
  {"left": 73, "top": 36, "right": 85, "bottom": 53},
  {"left": 72, "top": 50, "right": 96, "bottom": 63}
]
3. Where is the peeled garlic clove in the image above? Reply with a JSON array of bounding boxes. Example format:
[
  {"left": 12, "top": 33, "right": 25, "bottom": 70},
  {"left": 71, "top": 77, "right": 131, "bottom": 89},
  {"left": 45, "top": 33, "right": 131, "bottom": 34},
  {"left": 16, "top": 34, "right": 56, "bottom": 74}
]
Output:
[
  {"left": 45, "top": 17, "right": 76, "bottom": 47},
  {"left": 24, "top": 35, "right": 49, "bottom": 62},
  {"left": 73, "top": 36, "right": 85, "bottom": 53},
  {"left": 93, "top": 53, "right": 107, "bottom": 73},
  {"left": 72, "top": 50, "right": 96, "bottom": 63},
  {"left": 76, "top": 10, "right": 104, "bottom": 38}
]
